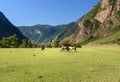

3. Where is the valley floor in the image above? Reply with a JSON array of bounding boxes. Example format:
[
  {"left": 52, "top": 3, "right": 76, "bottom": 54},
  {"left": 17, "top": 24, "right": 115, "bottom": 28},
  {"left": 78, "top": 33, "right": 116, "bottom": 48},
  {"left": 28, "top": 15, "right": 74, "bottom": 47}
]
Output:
[{"left": 0, "top": 45, "right": 120, "bottom": 82}]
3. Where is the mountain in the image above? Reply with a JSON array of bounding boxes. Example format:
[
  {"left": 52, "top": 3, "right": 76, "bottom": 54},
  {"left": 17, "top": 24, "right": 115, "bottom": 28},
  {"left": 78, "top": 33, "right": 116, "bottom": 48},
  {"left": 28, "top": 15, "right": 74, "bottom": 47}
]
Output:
[
  {"left": 67, "top": 0, "right": 120, "bottom": 45},
  {"left": 18, "top": 22, "right": 76, "bottom": 44},
  {"left": 0, "top": 11, "right": 27, "bottom": 43}
]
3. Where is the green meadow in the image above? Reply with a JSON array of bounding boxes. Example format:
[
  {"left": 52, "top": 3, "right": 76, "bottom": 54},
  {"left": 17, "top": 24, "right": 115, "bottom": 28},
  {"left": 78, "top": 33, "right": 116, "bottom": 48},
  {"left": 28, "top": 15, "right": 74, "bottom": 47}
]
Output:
[{"left": 0, "top": 45, "right": 120, "bottom": 82}]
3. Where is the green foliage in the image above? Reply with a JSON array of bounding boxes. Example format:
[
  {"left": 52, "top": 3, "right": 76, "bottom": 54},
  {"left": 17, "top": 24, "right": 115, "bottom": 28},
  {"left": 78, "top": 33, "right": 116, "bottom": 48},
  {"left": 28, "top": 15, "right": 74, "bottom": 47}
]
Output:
[
  {"left": 53, "top": 40, "right": 60, "bottom": 47},
  {"left": 110, "top": 0, "right": 117, "bottom": 6},
  {"left": 8, "top": 34, "right": 19, "bottom": 48},
  {"left": 83, "top": 19, "right": 100, "bottom": 35},
  {"left": 46, "top": 44, "right": 52, "bottom": 48},
  {"left": 73, "top": 43, "right": 82, "bottom": 48},
  {"left": 112, "top": 38, "right": 120, "bottom": 45},
  {"left": 90, "top": 31, "right": 120, "bottom": 45},
  {"left": 83, "top": 2, "right": 101, "bottom": 20},
  {"left": 19, "top": 39, "right": 28, "bottom": 48},
  {"left": 83, "top": 19, "right": 93, "bottom": 30},
  {"left": 0, "top": 34, "right": 19, "bottom": 48},
  {"left": 19, "top": 39, "right": 34, "bottom": 48},
  {"left": 27, "top": 40, "right": 34, "bottom": 48},
  {"left": 108, "top": 19, "right": 113, "bottom": 25},
  {"left": 62, "top": 41, "right": 72, "bottom": 46},
  {"left": 33, "top": 43, "right": 40, "bottom": 48},
  {"left": 110, "top": 25, "right": 120, "bottom": 33},
  {"left": 116, "top": 11, "right": 120, "bottom": 17},
  {"left": 0, "top": 34, "right": 35, "bottom": 48}
]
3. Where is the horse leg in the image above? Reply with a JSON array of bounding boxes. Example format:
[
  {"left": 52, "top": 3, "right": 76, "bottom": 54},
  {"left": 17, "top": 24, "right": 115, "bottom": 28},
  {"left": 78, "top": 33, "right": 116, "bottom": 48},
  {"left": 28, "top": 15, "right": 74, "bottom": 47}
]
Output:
[
  {"left": 60, "top": 48, "right": 63, "bottom": 52},
  {"left": 60, "top": 48, "right": 64, "bottom": 52},
  {"left": 67, "top": 47, "right": 69, "bottom": 51},
  {"left": 74, "top": 47, "right": 76, "bottom": 51}
]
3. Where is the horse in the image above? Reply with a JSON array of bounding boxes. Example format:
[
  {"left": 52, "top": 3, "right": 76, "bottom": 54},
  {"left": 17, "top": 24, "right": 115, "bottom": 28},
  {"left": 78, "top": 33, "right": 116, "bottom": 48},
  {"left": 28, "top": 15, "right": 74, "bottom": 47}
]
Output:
[
  {"left": 60, "top": 46, "right": 69, "bottom": 52},
  {"left": 69, "top": 46, "right": 76, "bottom": 51},
  {"left": 41, "top": 46, "right": 45, "bottom": 51},
  {"left": 60, "top": 46, "right": 76, "bottom": 52}
]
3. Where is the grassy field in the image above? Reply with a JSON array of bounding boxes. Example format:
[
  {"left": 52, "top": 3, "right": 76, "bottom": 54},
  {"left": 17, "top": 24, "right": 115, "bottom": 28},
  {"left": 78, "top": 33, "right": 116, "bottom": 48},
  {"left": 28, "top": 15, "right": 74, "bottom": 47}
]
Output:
[{"left": 0, "top": 45, "right": 120, "bottom": 82}]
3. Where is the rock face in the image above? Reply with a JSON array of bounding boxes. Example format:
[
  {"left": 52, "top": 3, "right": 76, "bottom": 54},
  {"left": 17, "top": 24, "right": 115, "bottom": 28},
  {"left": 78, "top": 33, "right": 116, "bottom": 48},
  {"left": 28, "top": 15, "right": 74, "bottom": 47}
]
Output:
[
  {"left": 68, "top": 0, "right": 120, "bottom": 44},
  {"left": 101, "top": 0, "right": 110, "bottom": 8},
  {"left": 117, "top": 0, "right": 120, "bottom": 11},
  {"left": 95, "top": 6, "right": 112, "bottom": 23}
]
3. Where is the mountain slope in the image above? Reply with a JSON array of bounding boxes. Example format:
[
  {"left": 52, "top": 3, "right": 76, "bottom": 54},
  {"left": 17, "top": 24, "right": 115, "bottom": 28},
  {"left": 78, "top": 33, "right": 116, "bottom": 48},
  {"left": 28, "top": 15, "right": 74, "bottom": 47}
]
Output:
[
  {"left": 0, "top": 11, "right": 27, "bottom": 43},
  {"left": 18, "top": 22, "right": 77, "bottom": 44},
  {"left": 18, "top": 24, "right": 67, "bottom": 44},
  {"left": 68, "top": 0, "right": 120, "bottom": 44}
]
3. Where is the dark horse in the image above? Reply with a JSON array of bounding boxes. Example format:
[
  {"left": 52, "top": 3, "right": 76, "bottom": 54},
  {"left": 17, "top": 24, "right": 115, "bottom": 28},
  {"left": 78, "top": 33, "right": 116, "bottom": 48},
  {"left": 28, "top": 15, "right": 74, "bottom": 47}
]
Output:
[
  {"left": 41, "top": 46, "right": 45, "bottom": 51},
  {"left": 60, "top": 46, "right": 76, "bottom": 52}
]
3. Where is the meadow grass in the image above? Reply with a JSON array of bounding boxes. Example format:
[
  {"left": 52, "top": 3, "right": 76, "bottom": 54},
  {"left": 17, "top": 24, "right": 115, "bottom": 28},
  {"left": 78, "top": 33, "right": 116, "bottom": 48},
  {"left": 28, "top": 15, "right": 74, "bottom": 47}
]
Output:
[
  {"left": 0, "top": 45, "right": 120, "bottom": 82},
  {"left": 90, "top": 31, "right": 120, "bottom": 44}
]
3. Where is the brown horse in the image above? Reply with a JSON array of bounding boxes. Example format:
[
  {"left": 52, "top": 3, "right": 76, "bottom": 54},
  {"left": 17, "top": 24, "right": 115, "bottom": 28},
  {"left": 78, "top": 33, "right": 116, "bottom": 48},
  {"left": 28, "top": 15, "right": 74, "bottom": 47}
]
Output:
[{"left": 41, "top": 46, "right": 45, "bottom": 51}]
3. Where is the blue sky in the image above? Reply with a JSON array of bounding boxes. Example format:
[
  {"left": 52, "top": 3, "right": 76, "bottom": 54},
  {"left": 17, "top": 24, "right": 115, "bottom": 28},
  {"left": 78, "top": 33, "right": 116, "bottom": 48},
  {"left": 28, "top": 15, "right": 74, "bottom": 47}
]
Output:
[{"left": 0, "top": 0, "right": 99, "bottom": 26}]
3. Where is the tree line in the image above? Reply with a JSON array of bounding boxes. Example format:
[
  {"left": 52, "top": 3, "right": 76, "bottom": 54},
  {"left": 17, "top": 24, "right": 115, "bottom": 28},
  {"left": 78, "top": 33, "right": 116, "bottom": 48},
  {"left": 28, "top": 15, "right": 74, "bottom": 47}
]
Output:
[
  {"left": 0, "top": 34, "right": 38, "bottom": 48},
  {"left": 0, "top": 34, "right": 82, "bottom": 48}
]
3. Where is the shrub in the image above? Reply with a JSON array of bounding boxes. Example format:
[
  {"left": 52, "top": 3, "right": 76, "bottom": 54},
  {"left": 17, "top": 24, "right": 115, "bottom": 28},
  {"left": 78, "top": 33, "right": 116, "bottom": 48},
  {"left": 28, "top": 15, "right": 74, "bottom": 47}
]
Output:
[
  {"left": 110, "top": 0, "right": 117, "bottom": 6},
  {"left": 74, "top": 43, "right": 82, "bottom": 48},
  {"left": 115, "top": 10, "right": 120, "bottom": 18}
]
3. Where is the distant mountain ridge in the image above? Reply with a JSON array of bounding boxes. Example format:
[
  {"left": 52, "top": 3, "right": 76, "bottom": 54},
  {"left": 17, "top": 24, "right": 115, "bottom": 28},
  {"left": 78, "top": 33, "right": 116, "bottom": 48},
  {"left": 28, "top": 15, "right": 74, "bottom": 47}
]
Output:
[
  {"left": 18, "top": 22, "right": 76, "bottom": 44},
  {"left": 0, "top": 11, "right": 27, "bottom": 43}
]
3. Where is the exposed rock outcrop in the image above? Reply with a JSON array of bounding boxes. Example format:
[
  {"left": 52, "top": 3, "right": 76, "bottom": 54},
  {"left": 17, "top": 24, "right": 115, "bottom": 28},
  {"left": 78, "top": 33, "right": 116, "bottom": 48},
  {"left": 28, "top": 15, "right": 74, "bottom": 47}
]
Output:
[{"left": 68, "top": 0, "right": 120, "bottom": 44}]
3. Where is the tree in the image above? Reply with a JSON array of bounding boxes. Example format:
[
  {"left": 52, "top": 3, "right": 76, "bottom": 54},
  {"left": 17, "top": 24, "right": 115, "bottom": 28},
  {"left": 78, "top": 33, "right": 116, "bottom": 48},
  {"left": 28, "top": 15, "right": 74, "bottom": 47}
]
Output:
[
  {"left": 8, "top": 34, "right": 19, "bottom": 48},
  {"left": 19, "top": 39, "right": 28, "bottom": 48},
  {"left": 27, "top": 40, "right": 33, "bottom": 48},
  {"left": 1, "top": 37, "right": 11, "bottom": 48},
  {"left": 19, "top": 39, "right": 35, "bottom": 48},
  {"left": 62, "top": 41, "right": 72, "bottom": 46},
  {"left": 0, "top": 34, "right": 19, "bottom": 48},
  {"left": 53, "top": 40, "right": 60, "bottom": 47},
  {"left": 46, "top": 44, "right": 52, "bottom": 48}
]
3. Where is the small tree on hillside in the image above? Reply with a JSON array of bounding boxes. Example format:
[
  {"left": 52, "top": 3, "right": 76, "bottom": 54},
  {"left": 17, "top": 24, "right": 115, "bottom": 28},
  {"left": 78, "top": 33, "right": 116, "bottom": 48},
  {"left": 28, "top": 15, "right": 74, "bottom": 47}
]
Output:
[
  {"left": 0, "top": 34, "right": 19, "bottom": 48},
  {"left": 46, "top": 43, "right": 52, "bottom": 48},
  {"left": 19, "top": 39, "right": 28, "bottom": 48},
  {"left": 62, "top": 41, "right": 72, "bottom": 46},
  {"left": 27, "top": 40, "right": 33, "bottom": 48},
  {"left": 53, "top": 40, "right": 60, "bottom": 47},
  {"left": 8, "top": 34, "right": 19, "bottom": 48}
]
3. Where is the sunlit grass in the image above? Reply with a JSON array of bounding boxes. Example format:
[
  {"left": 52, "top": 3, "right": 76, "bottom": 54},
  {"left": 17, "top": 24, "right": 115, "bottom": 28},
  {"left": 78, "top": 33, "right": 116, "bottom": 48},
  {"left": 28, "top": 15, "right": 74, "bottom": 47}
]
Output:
[{"left": 0, "top": 45, "right": 120, "bottom": 82}]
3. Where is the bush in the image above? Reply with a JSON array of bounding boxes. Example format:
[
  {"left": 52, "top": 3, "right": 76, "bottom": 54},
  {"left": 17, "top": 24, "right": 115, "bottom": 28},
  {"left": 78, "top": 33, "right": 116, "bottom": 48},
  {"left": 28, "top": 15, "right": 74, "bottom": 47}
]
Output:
[
  {"left": 110, "top": 0, "right": 117, "bottom": 6},
  {"left": 46, "top": 44, "right": 52, "bottom": 48},
  {"left": 53, "top": 40, "right": 60, "bottom": 47},
  {"left": 74, "top": 43, "right": 82, "bottom": 48},
  {"left": 115, "top": 11, "right": 120, "bottom": 18}
]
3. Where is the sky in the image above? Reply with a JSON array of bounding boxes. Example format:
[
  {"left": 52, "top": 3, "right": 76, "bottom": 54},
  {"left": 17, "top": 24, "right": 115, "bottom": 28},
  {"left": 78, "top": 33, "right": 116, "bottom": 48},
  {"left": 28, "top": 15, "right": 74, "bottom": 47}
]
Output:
[{"left": 0, "top": 0, "right": 99, "bottom": 26}]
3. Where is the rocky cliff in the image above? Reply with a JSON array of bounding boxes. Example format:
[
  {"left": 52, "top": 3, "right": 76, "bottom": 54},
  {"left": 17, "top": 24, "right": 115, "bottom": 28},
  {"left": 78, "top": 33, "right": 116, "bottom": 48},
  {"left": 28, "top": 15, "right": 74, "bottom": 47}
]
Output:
[{"left": 68, "top": 0, "right": 120, "bottom": 44}]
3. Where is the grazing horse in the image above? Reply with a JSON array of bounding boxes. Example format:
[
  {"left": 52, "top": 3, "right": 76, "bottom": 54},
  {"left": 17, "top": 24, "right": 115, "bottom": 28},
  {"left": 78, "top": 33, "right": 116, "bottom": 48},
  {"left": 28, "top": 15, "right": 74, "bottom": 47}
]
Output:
[
  {"left": 60, "top": 46, "right": 76, "bottom": 52},
  {"left": 69, "top": 46, "right": 76, "bottom": 51},
  {"left": 41, "top": 46, "right": 45, "bottom": 51},
  {"left": 60, "top": 46, "right": 69, "bottom": 52}
]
